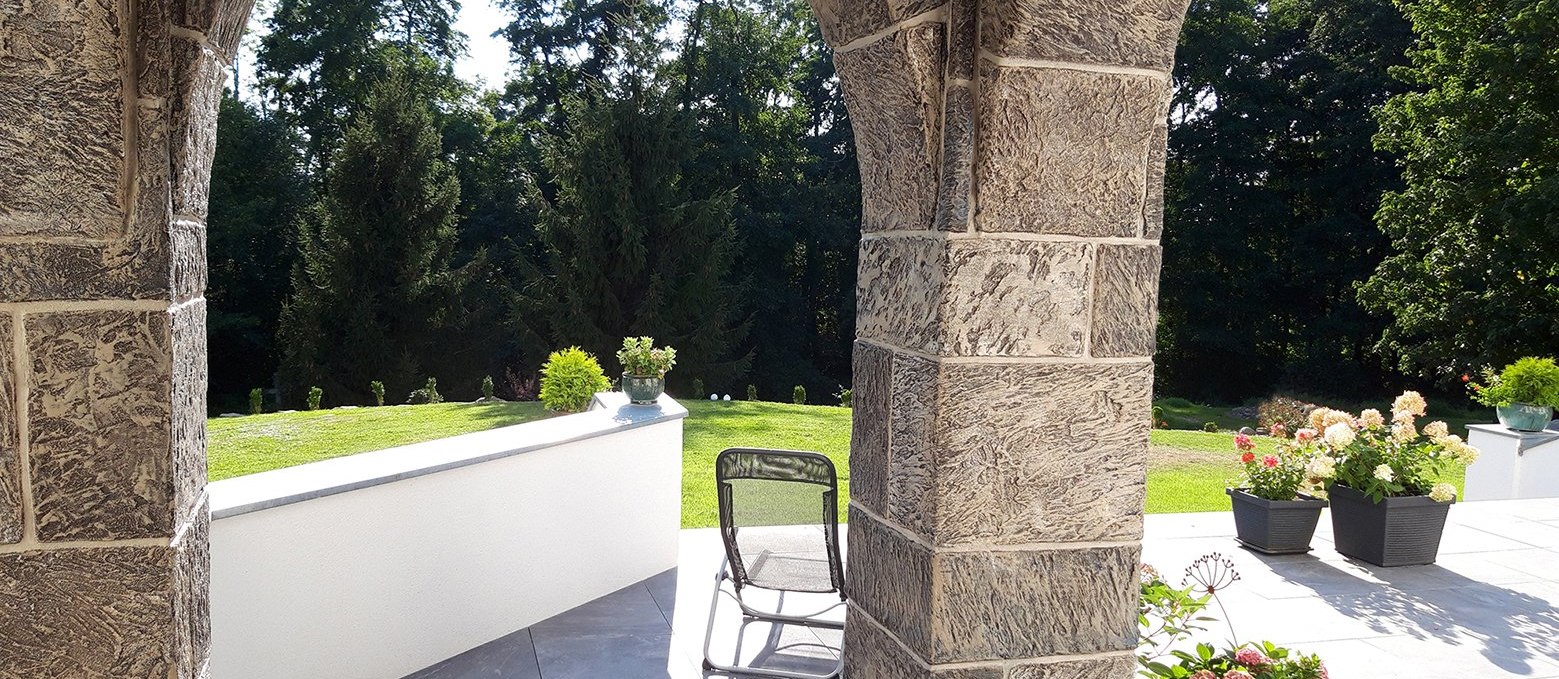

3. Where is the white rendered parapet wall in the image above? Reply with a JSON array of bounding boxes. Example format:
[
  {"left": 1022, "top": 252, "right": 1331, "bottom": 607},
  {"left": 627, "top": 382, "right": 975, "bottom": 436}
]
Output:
[
  {"left": 1466, "top": 423, "right": 1559, "bottom": 501},
  {"left": 207, "top": 393, "right": 686, "bottom": 679}
]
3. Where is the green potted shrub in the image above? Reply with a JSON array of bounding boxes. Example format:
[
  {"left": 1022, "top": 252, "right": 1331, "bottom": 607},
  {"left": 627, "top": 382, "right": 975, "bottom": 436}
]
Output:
[
  {"left": 1469, "top": 357, "right": 1559, "bottom": 432},
  {"left": 1306, "top": 393, "right": 1480, "bottom": 566},
  {"left": 615, "top": 337, "right": 677, "bottom": 405},
  {"left": 540, "top": 347, "right": 611, "bottom": 412},
  {"left": 1226, "top": 432, "right": 1328, "bottom": 554}
]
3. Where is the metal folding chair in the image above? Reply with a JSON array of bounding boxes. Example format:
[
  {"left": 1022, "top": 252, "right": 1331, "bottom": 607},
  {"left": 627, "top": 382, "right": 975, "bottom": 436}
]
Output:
[{"left": 702, "top": 448, "right": 846, "bottom": 678}]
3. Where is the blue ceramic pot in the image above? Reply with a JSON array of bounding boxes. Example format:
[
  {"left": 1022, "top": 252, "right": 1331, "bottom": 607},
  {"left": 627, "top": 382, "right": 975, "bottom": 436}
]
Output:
[
  {"left": 1497, "top": 402, "right": 1554, "bottom": 432},
  {"left": 622, "top": 374, "right": 665, "bottom": 405}
]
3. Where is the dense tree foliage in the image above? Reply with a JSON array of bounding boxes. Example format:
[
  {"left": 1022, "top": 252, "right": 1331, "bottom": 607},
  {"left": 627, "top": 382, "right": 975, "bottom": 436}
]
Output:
[{"left": 1359, "top": 0, "right": 1559, "bottom": 384}]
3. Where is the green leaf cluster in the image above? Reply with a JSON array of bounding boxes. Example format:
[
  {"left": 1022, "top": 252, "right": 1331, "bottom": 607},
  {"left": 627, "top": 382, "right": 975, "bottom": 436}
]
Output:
[
  {"left": 540, "top": 348, "right": 611, "bottom": 412},
  {"left": 1472, "top": 357, "right": 1559, "bottom": 408}
]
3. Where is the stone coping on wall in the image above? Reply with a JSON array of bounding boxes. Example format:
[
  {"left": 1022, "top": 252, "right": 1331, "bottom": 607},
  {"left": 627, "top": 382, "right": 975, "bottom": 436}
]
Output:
[
  {"left": 209, "top": 392, "right": 688, "bottom": 520},
  {"left": 1468, "top": 423, "right": 1559, "bottom": 450}
]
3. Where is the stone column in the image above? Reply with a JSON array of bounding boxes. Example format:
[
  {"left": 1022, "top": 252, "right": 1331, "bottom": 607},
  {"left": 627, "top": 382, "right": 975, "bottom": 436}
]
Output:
[
  {"left": 812, "top": 0, "right": 1188, "bottom": 676},
  {"left": 0, "top": 0, "right": 251, "bottom": 675}
]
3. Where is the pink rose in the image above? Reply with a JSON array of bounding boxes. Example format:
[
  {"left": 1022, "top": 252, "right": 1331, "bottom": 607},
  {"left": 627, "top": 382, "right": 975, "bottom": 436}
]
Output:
[
  {"left": 1223, "top": 671, "right": 1254, "bottom": 679},
  {"left": 1262, "top": 455, "right": 1279, "bottom": 469},
  {"left": 1235, "top": 433, "right": 1254, "bottom": 451},
  {"left": 1234, "top": 647, "right": 1271, "bottom": 667}
]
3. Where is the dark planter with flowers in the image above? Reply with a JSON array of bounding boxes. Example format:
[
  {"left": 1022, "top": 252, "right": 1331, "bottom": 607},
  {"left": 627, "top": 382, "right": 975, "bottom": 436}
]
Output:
[
  {"left": 621, "top": 374, "right": 665, "bottom": 404},
  {"left": 617, "top": 336, "right": 677, "bottom": 406},
  {"left": 1328, "top": 483, "right": 1451, "bottom": 567},
  {"left": 1227, "top": 488, "right": 1327, "bottom": 554}
]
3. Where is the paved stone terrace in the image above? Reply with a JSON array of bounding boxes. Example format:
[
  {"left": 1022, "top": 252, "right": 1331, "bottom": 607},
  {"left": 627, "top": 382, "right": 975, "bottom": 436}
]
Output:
[{"left": 406, "top": 499, "right": 1559, "bottom": 679}]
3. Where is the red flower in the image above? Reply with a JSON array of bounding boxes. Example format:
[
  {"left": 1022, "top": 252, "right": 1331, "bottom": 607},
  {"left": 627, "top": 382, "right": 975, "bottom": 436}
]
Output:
[
  {"left": 1461, "top": 373, "right": 1471, "bottom": 383},
  {"left": 1241, "top": 452, "right": 1256, "bottom": 464}
]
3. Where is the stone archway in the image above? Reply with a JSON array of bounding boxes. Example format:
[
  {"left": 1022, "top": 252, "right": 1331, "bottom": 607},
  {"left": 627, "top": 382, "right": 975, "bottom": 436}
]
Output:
[{"left": 0, "top": 0, "right": 1186, "bottom": 674}]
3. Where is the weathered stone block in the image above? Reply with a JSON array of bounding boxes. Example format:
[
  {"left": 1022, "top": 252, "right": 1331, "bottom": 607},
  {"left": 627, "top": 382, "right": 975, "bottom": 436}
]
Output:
[
  {"left": 172, "top": 219, "right": 208, "bottom": 303},
  {"left": 173, "top": 503, "right": 212, "bottom": 679},
  {"left": 1144, "top": 125, "right": 1168, "bottom": 239},
  {"left": 169, "top": 39, "right": 227, "bottom": 221},
  {"left": 1009, "top": 655, "right": 1137, "bottom": 679},
  {"left": 809, "top": 0, "right": 892, "bottom": 47},
  {"left": 1091, "top": 244, "right": 1161, "bottom": 358},
  {"left": 28, "top": 310, "right": 174, "bottom": 541},
  {"left": 0, "top": 547, "right": 174, "bottom": 677},
  {"left": 946, "top": 0, "right": 975, "bottom": 81},
  {"left": 931, "top": 361, "right": 1150, "bottom": 546},
  {"left": 975, "top": 65, "right": 1160, "bottom": 237},
  {"left": 850, "top": 341, "right": 894, "bottom": 515},
  {"left": 858, "top": 237, "right": 1092, "bottom": 357},
  {"left": 0, "top": 0, "right": 127, "bottom": 239},
  {"left": 886, "top": 352, "right": 936, "bottom": 536},
  {"left": 930, "top": 544, "right": 1141, "bottom": 662},
  {"left": 980, "top": 0, "right": 1190, "bottom": 71},
  {"left": 171, "top": 300, "right": 208, "bottom": 521},
  {"left": 0, "top": 313, "right": 17, "bottom": 544},
  {"left": 835, "top": 22, "right": 944, "bottom": 232},
  {"left": 842, "top": 607, "right": 1005, "bottom": 679},
  {"left": 138, "top": 0, "right": 172, "bottom": 100},
  {"left": 846, "top": 507, "right": 934, "bottom": 658},
  {"left": 934, "top": 85, "right": 973, "bottom": 232},
  {"left": 171, "top": 0, "right": 259, "bottom": 60}
]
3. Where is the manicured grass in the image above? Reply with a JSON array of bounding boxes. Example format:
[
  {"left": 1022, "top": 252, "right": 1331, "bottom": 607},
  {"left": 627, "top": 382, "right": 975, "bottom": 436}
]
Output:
[
  {"left": 207, "top": 399, "right": 1473, "bottom": 525},
  {"left": 208, "top": 402, "right": 548, "bottom": 481},
  {"left": 1154, "top": 397, "right": 1253, "bottom": 431}
]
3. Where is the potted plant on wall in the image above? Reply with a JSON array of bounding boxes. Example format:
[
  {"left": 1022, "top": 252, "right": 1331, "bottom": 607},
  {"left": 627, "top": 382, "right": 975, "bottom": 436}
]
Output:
[
  {"left": 1469, "top": 357, "right": 1559, "bottom": 432},
  {"left": 617, "top": 336, "right": 677, "bottom": 405},
  {"left": 1226, "top": 431, "right": 1328, "bottom": 554},
  {"left": 1306, "top": 393, "right": 1480, "bottom": 566}
]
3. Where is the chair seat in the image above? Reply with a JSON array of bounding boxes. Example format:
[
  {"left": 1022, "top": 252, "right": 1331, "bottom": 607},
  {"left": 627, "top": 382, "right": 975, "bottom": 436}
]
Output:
[{"left": 738, "top": 526, "right": 835, "bottom": 592}]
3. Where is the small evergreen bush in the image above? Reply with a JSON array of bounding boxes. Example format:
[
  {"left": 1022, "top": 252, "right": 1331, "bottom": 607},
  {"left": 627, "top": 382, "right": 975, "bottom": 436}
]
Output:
[
  {"left": 746, "top": 384, "right": 758, "bottom": 401},
  {"left": 1202, "top": 421, "right": 1219, "bottom": 433},
  {"left": 481, "top": 375, "right": 495, "bottom": 399},
  {"left": 1471, "top": 357, "right": 1559, "bottom": 408},
  {"left": 793, "top": 385, "right": 806, "bottom": 405},
  {"left": 693, "top": 378, "right": 705, "bottom": 399},
  {"left": 541, "top": 347, "right": 611, "bottom": 412},
  {"left": 407, "top": 377, "right": 444, "bottom": 405},
  {"left": 248, "top": 388, "right": 264, "bottom": 415},
  {"left": 837, "top": 387, "right": 852, "bottom": 408},
  {"left": 307, "top": 386, "right": 323, "bottom": 411},
  {"left": 370, "top": 380, "right": 385, "bottom": 406}
]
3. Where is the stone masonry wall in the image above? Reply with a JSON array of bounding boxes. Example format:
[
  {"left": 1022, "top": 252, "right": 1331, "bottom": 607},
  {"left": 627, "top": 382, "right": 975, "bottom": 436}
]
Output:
[
  {"left": 813, "top": 0, "right": 1189, "bottom": 675},
  {"left": 0, "top": 0, "right": 251, "bottom": 675}
]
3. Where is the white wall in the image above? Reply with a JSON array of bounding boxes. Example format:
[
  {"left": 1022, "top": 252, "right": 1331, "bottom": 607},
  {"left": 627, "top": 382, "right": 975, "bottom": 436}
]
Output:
[
  {"left": 208, "top": 395, "right": 684, "bottom": 679},
  {"left": 1466, "top": 423, "right": 1559, "bottom": 500}
]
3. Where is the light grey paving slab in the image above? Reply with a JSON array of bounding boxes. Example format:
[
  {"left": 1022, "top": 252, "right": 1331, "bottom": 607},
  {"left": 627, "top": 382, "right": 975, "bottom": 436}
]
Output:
[
  {"left": 1431, "top": 550, "right": 1549, "bottom": 585},
  {"left": 1362, "top": 632, "right": 1559, "bottom": 678}
]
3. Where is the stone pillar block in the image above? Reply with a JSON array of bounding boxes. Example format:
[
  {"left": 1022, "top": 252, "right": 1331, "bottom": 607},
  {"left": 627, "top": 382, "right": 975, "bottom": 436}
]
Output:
[{"left": 0, "top": 313, "right": 17, "bottom": 545}]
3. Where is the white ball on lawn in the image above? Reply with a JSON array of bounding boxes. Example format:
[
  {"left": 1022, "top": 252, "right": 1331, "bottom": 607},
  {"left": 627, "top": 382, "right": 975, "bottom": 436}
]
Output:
[
  {"left": 709, "top": 394, "right": 718, "bottom": 400},
  {"left": 723, "top": 394, "right": 732, "bottom": 401}
]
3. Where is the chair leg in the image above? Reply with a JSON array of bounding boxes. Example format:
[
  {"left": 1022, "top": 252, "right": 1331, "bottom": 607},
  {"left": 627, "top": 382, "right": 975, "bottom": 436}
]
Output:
[{"left": 702, "top": 559, "right": 844, "bottom": 679}]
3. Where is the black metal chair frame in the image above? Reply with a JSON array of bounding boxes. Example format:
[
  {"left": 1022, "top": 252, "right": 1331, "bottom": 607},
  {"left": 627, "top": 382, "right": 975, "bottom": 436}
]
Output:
[{"left": 701, "top": 448, "right": 846, "bottom": 679}]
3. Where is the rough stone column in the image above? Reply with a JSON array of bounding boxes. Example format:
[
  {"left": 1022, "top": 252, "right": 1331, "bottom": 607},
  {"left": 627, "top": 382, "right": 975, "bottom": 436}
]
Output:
[
  {"left": 0, "top": 0, "right": 251, "bottom": 675},
  {"left": 811, "top": 0, "right": 1188, "bottom": 676}
]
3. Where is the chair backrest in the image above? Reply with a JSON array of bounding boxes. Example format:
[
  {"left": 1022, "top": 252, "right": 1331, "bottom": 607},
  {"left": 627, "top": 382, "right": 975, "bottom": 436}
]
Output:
[{"left": 715, "top": 448, "right": 844, "bottom": 595}]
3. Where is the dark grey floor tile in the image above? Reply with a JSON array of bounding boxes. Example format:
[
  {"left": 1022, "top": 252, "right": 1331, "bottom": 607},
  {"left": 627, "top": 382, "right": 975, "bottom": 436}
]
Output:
[
  {"left": 403, "top": 628, "right": 542, "bottom": 679},
  {"left": 645, "top": 568, "right": 679, "bottom": 622},
  {"left": 532, "top": 581, "right": 672, "bottom": 634},
  {"left": 530, "top": 630, "right": 681, "bottom": 679}
]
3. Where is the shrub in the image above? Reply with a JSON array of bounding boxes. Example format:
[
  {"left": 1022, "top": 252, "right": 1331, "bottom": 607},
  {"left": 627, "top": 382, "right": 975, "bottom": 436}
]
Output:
[
  {"left": 746, "top": 384, "right": 758, "bottom": 401},
  {"left": 1202, "top": 421, "right": 1219, "bottom": 433},
  {"left": 503, "top": 367, "right": 539, "bottom": 401},
  {"left": 540, "top": 347, "right": 611, "bottom": 413},
  {"left": 793, "top": 385, "right": 806, "bottom": 405},
  {"left": 1295, "top": 391, "right": 1479, "bottom": 502},
  {"left": 1471, "top": 357, "right": 1559, "bottom": 408},
  {"left": 370, "top": 380, "right": 386, "bottom": 407},
  {"left": 247, "top": 388, "right": 263, "bottom": 415},
  {"left": 481, "top": 375, "right": 495, "bottom": 399},
  {"left": 407, "top": 377, "right": 444, "bottom": 404},
  {"left": 1151, "top": 405, "right": 1165, "bottom": 429},
  {"left": 616, "top": 336, "right": 677, "bottom": 377},
  {"left": 306, "top": 386, "right": 323, "bottom": 411},
  {"left": 693, "top": 378, "right": 705, "bottom": 399},
  {"left": 837, "top": 387, "right": 852, "bottom": 408},
  {"left": 1256, "top": 395, "right": 1324, "bottom": 431}
]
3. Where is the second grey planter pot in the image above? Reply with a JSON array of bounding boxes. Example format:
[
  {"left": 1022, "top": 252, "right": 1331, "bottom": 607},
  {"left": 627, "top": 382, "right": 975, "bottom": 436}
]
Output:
[
  {"left": 621, "top": 374, "right": 665, "bottom": 405},
  {"left": 1329, "top": 483, "right": 1452, "bottom": 567},
  {"left": 1228, "top": 488, "right": 1327, "bottom": 554}
]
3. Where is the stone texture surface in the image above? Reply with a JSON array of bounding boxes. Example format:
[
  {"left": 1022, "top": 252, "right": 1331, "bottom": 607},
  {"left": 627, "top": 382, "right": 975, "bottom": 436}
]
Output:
[
  {"left": 930, "top": 545, "right": 1141, "bottom": 662},
  {"left": 940, "top": 239, "right": 1091, "bottom": 356},
  {"left": 934, "top": 85, "right": 973, "bottom": 232},
  {"left": 932, "top": 361, "right": 1151, "bottom": 546},
  {"left": 1091, "top": 244, "right": 1161, "bottom": 358},
  {"left": 1143, "top": 125, "right": 1168, "bottom": 239},
  {"left": 842, "top": 607, "right": 1006, "bottom": 679},
  {"left": 809, "top": 0, "right": 892, "bottom": 46},
  {"left": 980, "top": 0, "right": 1190, "bottom": 71},
  {"left": 0, "top": 0, "right": 128, "bottom": 240},
  {"left": 0, "top": 313, "right": 17, "bottom": 544},
  {"left": 137, "top": 0, "right": 173, "bottom": 100},
  {"left": 846, "top": 507, "right": 934, "bottom": 658},
  {"left": 1009, "top": 655, "right": 1137, "bottom": 679},
  {"left": 27, "top": 310, "right": 174, "bottom": 541},
  {"left": 171, "top": 0, "right": 259, "bottom": 58},
  {"left": 886, "top": 352, "right": 936, "bottom": 537},
  {"left": 945, "top": 0, "right": 975, "bottom": 81},
  {"left": 850, "top": 341, "right": 893, "bottom": 515},
  {"left": 835, "top": 22, "right": 945, "bottom": 233},
  {"left": 857, "top": 236, "right": 946, "bottom": 352},
  {"left": 975, "top": 65, "right": 1160, "bottom": 237},
  {"left": 0, "top": 547, "right": 174, "bottom": 678},
  {"left": 173, "top": 502, "right": 212, "bottom": 679},
  {"left": 172, "top": 219, "right": 208, "bottom": 303},
  {"left": 169, "top": 39, "right": 227, "bottom": 221},
  {"left": 171, "top": 300, "right": 208, "bottom": 522}
]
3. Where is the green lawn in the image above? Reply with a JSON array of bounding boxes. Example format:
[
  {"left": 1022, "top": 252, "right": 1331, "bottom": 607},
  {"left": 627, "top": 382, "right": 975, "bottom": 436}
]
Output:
[{"left": 208, "top": 399, "right": 1471, "bottom": 526}]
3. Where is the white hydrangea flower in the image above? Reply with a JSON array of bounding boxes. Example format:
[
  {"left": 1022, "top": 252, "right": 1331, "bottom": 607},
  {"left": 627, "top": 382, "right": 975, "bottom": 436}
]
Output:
[
  {"left": 1393, "top": 391, "right": 1428, "bottom": 417},
  {"left": 1392, "top": 421, "right": 1417, "bottom": 441},
  {"left": 1322, "top": 409, "right": 1355, "bottom": 429},
  {"left": 1306, "top": 455, "right": 1336, "bottom": 479},
  {"left": 1422, "top": 421, "right": 1450, "bottom": 439},
  {"left": 1430, "top": 483, "right": 1457, "bottom": 503},
  {"left": 1324, "top": 422, "right": 1356, "bottom": 449},
  {"left": 1373, "top": 464, "right": 1395, "bottom": 482},
  {"left": 1359, "top": 409, "right": 1385, "bottom": 429}
]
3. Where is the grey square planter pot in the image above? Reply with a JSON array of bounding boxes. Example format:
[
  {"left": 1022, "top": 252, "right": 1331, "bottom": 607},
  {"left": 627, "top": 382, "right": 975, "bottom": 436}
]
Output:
[
  {"left": 1328, "top": 483, "right": 1452, "bottom": 567},
  {"left": 1227, "top": 488, "right": 1327, "bottom": 554}
]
